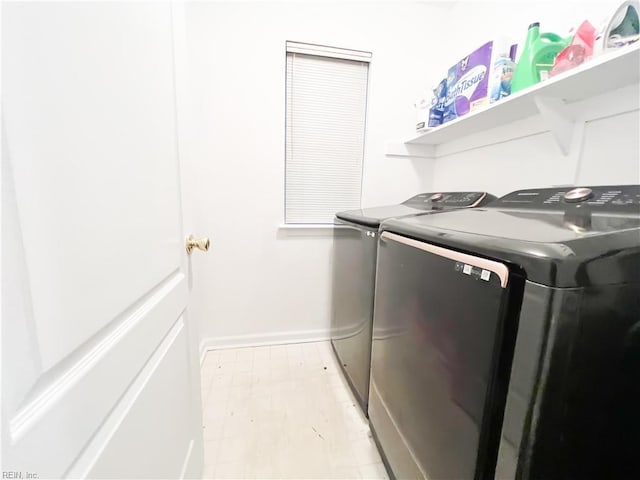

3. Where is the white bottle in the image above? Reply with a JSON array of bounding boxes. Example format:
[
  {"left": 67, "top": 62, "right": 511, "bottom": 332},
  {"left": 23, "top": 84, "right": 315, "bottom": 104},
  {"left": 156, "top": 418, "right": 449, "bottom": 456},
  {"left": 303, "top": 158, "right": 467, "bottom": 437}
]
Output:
[
  {"left": 488, "top": 38, "right": 517, "bottom": 104},
  {"left": 414, "top": 94, "right": 430, "bottom": 132}
]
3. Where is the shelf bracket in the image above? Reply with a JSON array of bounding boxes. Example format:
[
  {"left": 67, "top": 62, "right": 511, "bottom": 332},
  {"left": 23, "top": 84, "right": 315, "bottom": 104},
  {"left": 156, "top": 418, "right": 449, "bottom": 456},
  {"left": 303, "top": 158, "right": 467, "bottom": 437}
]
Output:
[
  {"left": 534, "top": 96, "right": 583, "bottom": 156},
  {"left": 385, "top": 142, "right": 436, "bottom": 159},
  {"left": 534, "top": 95, "right": 586, "bottom": 183}
]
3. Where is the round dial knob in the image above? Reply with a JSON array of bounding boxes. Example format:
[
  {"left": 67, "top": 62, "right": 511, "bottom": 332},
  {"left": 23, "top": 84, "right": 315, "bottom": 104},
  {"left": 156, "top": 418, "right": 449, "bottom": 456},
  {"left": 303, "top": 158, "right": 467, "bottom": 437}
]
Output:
[
  {"left": 564, "top": 187, "right": 593, "bottom": 203},
  {"left": 430, "top": 193, "right": 444, "bottom": 202}
]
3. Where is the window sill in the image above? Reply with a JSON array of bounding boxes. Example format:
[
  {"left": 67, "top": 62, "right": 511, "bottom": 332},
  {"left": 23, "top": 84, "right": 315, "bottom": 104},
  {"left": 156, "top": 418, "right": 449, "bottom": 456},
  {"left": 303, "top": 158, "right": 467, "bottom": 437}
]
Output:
[
  {"left": 278, "top": 223, "right": 347, "bottom": 230},
  {"left": 277, "top": 223, "right": 349, "bottom": 238}
]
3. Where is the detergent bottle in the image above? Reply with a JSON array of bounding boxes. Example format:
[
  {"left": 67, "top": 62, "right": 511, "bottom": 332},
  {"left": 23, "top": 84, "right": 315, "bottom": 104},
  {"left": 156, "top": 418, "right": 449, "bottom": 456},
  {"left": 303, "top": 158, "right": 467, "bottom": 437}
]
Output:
[{"left": 511, "top": 22, "right": 571, "bottom": 93}]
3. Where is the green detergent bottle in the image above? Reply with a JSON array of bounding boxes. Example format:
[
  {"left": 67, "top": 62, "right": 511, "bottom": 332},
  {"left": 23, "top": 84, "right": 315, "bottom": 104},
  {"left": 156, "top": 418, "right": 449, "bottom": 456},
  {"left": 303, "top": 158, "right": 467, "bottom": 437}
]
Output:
[{"left": 511, "top": 22, "right": 571, "bottom": 93}]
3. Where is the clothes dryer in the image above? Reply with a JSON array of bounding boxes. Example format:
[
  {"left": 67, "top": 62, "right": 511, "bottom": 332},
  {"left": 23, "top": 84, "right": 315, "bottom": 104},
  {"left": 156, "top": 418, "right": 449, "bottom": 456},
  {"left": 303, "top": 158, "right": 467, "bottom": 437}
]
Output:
[{"left": 370, "top": 185, "right": 640, "bottom": 480}]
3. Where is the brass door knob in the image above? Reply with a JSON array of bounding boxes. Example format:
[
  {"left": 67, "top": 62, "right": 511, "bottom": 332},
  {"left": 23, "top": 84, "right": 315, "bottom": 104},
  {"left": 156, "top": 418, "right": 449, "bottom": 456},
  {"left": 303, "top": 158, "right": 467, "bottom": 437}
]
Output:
[{"left": 186, "top": 235, "right": 210, "bottom": 255}]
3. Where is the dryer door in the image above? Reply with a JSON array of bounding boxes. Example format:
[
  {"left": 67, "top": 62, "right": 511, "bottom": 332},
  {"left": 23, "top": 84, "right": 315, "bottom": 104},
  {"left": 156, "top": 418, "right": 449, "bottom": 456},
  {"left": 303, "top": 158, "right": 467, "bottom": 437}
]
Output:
[{"left": 369, "top": 231, "right": 514, "bottom": 480}]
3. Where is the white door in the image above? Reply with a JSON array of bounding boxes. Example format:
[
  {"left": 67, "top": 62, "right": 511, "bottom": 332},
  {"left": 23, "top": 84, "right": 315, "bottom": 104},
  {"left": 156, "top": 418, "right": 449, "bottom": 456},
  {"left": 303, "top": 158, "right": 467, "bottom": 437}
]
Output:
[{"left": 1, "top": 2, "right": 204, "bottom": 478}]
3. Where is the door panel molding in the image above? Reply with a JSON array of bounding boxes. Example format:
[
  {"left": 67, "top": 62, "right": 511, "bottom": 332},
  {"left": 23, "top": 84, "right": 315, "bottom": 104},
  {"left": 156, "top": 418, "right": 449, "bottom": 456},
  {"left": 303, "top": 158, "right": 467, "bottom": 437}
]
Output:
[
  {"left": 3, "top": 1, "right": 183, "bottom": 372},
  {"left": 65, "top": 317, "right": 191, "bottom": 479},
  {"left": 178, "top": 439, "right": 196, "bottom": 480},
  {"left": 5, "top": 273, "right": 187, "bottom": 477}
]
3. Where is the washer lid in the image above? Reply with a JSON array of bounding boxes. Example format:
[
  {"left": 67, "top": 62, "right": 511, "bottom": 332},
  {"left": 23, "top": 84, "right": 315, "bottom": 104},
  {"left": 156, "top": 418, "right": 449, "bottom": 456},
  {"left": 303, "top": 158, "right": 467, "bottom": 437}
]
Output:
[
  {"left": 381, "top": 185, "right": 640, "bottom": 287},
  {"left": 335, "top": 191, "right": 494, "bottom": 228}
]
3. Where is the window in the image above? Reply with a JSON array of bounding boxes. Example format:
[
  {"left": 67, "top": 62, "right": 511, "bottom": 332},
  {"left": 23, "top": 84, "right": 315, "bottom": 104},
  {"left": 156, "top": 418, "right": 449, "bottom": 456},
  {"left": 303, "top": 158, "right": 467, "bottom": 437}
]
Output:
[{"left": 285, "top": 41, "right": 371, "bottom": 224}]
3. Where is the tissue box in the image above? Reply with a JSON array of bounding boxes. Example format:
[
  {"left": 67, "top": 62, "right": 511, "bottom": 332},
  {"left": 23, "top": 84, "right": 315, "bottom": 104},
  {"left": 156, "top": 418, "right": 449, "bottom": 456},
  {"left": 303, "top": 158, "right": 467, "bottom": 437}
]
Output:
[{"left": 442, "top": 41, "right": 493, "bottom": 124}]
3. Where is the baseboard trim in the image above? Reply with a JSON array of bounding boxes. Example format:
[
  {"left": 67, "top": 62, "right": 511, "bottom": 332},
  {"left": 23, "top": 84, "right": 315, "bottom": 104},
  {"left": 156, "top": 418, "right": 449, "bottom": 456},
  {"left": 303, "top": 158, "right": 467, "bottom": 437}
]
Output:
[{"left": 199, "top": 329, "right": 330, "bottom": 363}]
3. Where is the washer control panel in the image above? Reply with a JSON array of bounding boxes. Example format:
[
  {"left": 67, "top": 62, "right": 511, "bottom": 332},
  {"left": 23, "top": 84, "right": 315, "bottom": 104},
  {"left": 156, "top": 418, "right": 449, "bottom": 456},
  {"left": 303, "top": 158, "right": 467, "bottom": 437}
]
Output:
[
  {"left": 494, "top": 185, "right": 640, "bottom": 212},
  {"left": 404, "top": 191, "right": 489, "bottom": 209}
]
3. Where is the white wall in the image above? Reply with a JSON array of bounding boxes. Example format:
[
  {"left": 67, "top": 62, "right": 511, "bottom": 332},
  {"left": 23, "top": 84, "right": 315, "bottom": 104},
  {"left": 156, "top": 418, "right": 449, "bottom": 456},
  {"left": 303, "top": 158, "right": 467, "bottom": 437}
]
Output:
[
  {"left": 432, "top": 109, "right": 640, "bottom": 197},
  {"left": 429, "top": 0, "right": 640, "bottom": 195},
  {"left": 182, "top": 1, "right": 446, "bottom": 351},
  {"left": 183, "top": 0, "right": 640, "bottom": 353}
]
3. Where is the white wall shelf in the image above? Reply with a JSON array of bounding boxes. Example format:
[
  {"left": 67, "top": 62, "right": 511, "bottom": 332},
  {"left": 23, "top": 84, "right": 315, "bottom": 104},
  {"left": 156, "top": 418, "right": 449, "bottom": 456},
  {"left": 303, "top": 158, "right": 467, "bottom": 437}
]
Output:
[{"left": 391, "top": 43, "right": 640, "bottom": 160}]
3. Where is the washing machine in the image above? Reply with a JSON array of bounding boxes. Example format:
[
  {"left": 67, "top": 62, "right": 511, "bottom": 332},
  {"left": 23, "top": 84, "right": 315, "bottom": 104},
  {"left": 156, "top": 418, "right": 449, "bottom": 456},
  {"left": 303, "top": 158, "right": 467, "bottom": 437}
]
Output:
[
  {"left": 330, "top": 191, "right": 495, "bottom": 415},
  {"left": 369, "top": 185, "right": 640, "bottom": 480}
]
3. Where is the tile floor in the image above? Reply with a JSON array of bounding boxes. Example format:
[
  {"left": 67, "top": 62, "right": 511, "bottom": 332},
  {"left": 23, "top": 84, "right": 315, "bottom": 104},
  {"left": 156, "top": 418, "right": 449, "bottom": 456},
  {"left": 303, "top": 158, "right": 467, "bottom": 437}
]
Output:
[{"left": 200, "top": 341, "right": 389, "bottom": 479}]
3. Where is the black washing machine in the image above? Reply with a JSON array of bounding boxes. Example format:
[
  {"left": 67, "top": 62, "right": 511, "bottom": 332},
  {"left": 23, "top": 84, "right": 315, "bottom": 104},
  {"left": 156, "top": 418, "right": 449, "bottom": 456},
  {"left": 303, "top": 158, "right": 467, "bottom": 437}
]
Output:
[
  {"left": 330, "top": 191, "right": 495, "bottom": 415},
  {"left": 369, "top": 185, "right": 640, "bottom": 480}
]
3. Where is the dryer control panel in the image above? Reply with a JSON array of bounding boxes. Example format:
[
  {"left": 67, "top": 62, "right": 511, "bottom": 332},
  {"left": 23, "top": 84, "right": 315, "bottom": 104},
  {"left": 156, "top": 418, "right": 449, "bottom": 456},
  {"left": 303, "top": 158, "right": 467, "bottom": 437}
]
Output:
[
  {"left": 493, "top": 185, "right": 640, "bottom": 213},
  {"left": 403, "top": 191, "right": 490, "bottom": 209}
]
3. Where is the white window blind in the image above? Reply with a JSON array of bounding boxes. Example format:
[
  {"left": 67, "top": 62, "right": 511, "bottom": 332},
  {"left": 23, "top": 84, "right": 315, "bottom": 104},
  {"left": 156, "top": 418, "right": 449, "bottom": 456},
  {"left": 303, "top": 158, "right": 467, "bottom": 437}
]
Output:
[{"left": 285, "top": 42, "right": 371, "bottom": 224}]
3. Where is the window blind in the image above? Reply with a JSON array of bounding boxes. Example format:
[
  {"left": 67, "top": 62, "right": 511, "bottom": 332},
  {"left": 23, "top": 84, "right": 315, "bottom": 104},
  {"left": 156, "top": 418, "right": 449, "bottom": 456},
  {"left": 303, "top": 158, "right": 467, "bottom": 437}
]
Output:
[{"left": 285, "top": 44, "right": 370, "bottom": 224}]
